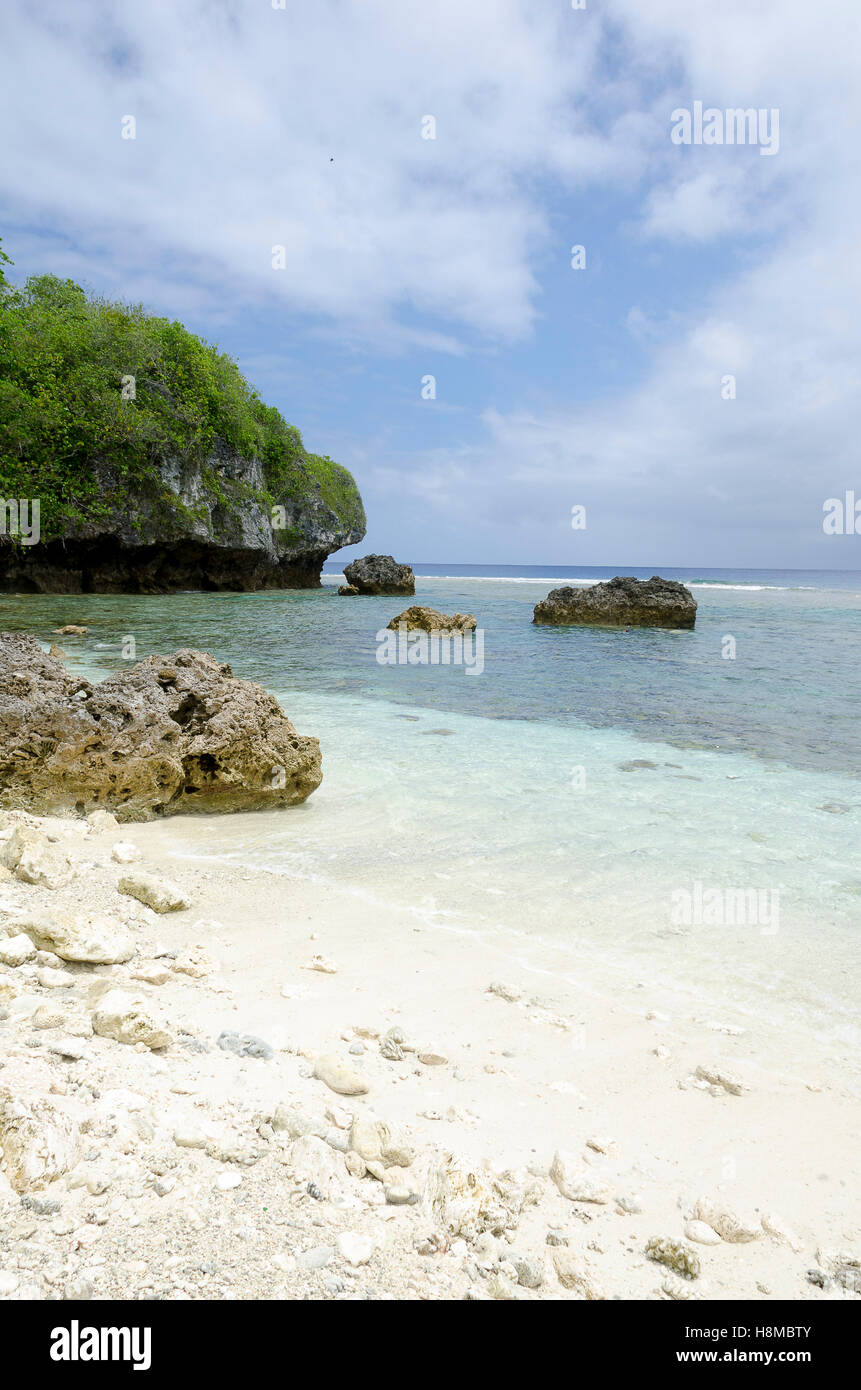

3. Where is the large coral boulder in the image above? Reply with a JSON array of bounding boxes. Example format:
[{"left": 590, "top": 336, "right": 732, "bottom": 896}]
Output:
[
  {"left": 343, "top": 554, "right": 415, "bottom": 596},
  {"left": 386, "top": 606, "right": 476, "bottom": 633},
  {"left": 533, "top": 576, "right": 696, "bottom": 629},
  {"left": 0, "top": 634, "right": 322, "bottom": 821}
]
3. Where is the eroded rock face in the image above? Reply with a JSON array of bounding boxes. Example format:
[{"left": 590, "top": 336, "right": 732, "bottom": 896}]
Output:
[
  {"left": 533, "top": 576, "right": 697, "bottom": 629},
  {"left": 386, "top": 607, "right": 476, "bottom": 633},
  {"left": 342, "top": 554, "right": 415, "bottom": 596},
  {"left": 0, "top": 634, "right": 322, "bottom": 821},
  {"left": 0, "top": 442, "right": 365, "bottom": 594}
]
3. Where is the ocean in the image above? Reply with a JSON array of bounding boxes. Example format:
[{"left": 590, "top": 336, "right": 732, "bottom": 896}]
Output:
[{"left": 4, "top": 564, "right": 859, "bottom": 1055}]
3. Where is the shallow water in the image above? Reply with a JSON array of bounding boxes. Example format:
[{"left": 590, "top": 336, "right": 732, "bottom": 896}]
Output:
[{"left": 3, "top": 565, "right": 859, "bottom": 1049}]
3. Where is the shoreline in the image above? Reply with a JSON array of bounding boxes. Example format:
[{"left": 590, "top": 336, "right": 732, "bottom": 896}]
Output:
[{"left": 1, "top": 807, "right": 858, "bottom": 1301}]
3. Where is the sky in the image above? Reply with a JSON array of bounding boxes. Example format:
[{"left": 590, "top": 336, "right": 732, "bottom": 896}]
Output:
[{"left": 1, "top": 0, "right": 860, "bottom": 569}]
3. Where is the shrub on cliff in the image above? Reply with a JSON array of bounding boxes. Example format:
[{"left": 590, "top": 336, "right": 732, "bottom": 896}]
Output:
[{"left": 0, "top": 242, "right": 363, "bottom": 541}]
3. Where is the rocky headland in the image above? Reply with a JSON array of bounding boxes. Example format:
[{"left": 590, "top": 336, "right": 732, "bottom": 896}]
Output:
[{"left": 0, "top": 273, "right": 365, "bottom": 593}]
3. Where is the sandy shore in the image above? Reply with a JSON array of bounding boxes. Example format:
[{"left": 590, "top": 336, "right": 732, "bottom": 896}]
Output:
[{"left": 0, "top": 807, "right": 858, "bottom": 1302}]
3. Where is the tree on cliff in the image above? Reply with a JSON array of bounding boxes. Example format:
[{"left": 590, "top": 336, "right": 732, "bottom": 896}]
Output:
[{"left": 0, "top": 251, "right": 364, "bottom": 548}]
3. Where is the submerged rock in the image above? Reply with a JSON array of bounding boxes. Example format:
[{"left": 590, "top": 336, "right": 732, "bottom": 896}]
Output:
[
  {"left": 342, "top": 554, "right": 415, "bottom": 596},
  {"left": 0, "top": 636, "right": 322, "bottom": 820},
  {"left": 386, "top": 606, "right": 476, "bottom": 633},
  {"left": 533, "top": 576, "right": 697, "bottom": 629}
]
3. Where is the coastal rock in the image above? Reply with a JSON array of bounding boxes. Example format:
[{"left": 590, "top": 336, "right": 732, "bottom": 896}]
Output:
[
  {"left": 1, "top": 826, "right": 72, "bottom": 888},
  {"left": 313, "top": 1053, "right": 369, "bottom": 1096},
  {"left": 0, "top": 1096, "right": 81, "bottom": 1192},
  {"left": 552, "top": 1249, "right": 606, "bottom": 1298},
  {"left": 550, "top": 1150, "right": 611, "bottom": 1204},
  {"left": 761, "top": 1211, "right": 803, "bottom": 1253},
  {"left": 691, "top": 1196, "right": 762, "bottom": 1243},
  {"left": 0, "top": 636, "right": 322, "bottom": 820},
  {"left": 386, "top": 607, "right": 476, "bottom": 633},
  {"left": 288, "top": 1135, "right": 345, "bottom": 1199},
  {"left": 349, "top": 1117, "right": 413, "bottom": 1169},
  {"left": 646, "top": 1236, "right": 701, "bottom": 1279},
  {"left": 685, "top": 1220, "right": 722, "bottom": 1246},
  {"left": 91, "top": 989, "right": 173, "bottom": 1049},
  {"left": 533, "top": 576, "right": 697, "bottom": 630},
  {"left": 337, "top": 584, "right": 359, "bottom": 596},
  {"left": 18, "top": 910, "right": 135, "bottom": 964},
  {"left": 117, "top": 870, "right": 190, "bottom": 914},
  {"left": 424, "top": 1155, "right": 538, "bottom": 1238},
  {"left": 342, "top": 554, "right": 415, "bottom": 596},
  {"left": 1, "top": 439, "right": 364, "bottom": 596},
  {"left": 694, "top": 1063, "right": 749, "bottom": 1096},
  {"left": 0, "top": 933, "right": 36, "bottom": 967}
]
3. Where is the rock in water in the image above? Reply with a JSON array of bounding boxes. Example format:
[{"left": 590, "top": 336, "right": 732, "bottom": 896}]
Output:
[
  {"left": 342, "top": 554, "right": 415, "bottom": 596},
  {"left": 533, "top": 576, "right": 697, "bottom": 629},
  {"left": 386, "top": 607, "right": 476, "bottom": 633},
  {"left": 0, "top": 636, "right": 322, "bottom": 820}
]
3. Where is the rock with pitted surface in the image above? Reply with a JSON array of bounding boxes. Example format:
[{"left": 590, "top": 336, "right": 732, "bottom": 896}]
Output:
[
  {"left": 533, "top": 575, "right": 696, "bottom": 629},
  {"left": 0, "top": 633, "right": 322, "bottom": 820},
  {"left": 343, "top": 554, "right": 415, "bottom": 596},
  {"left": 386, "top": 606, "right": 476, "bottom": 633}
]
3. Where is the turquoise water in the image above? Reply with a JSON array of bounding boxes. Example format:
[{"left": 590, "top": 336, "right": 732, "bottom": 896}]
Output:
[{"left": 2, "top": 565, "right": 859, "bottom": 1044}]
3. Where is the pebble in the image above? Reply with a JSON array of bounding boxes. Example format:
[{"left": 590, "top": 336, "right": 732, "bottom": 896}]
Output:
[
  {"left": 336, "top": 1232, "right": 374, "bottom": 1266},
  {"left": 694, "top": 1064, "right": 749, "bottom": 1096},
  {"left": 303, "top": 955, "right": 338, "bottom": 974},
  {"left": 111, "top": 842, "right": 141, "bottom": 865},
  {"left": 550, "top": 1150, "right": 611, "bottom": 1204},
  {"left": 0, "top": 934, "right": 36, "bottom": 967},
  {"left": 488, "top": 982, "right": 525, "bottom": 1003},
  {"left": 313, "top": 1053, "right": 369, "bottom": 1096},
  {"left": 418, "top": 1050, "right": 448, "bottom": 1067},
  {"left": 552, "top": 1249, "right": 605, "bottom": 1298},
  {"left": 216, "top": 1031, "right": 273, "bottom": 1060},
  {"left": 215, "top": 1171, "right": 242, "bottom": 1191},
  {"left": 685, "top": 1220, "right": 721, "bottom": 1246},
  {"left": 385, "top": 1186, "right": 417, "bottom": 1205},
  {"left": 297, "top": 1245, "right": 334, "bottom": 1271}
]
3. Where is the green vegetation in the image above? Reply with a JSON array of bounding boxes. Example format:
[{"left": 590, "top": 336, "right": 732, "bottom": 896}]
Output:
[{"left": 0, "top": 240, "right": 363, "bottom": 542}]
